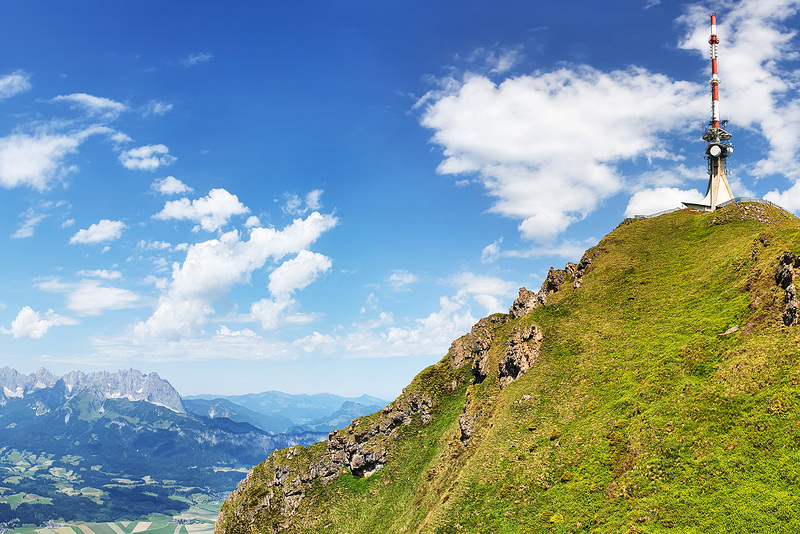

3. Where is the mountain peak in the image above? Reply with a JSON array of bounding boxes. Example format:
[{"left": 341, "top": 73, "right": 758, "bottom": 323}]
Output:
[{"left": 0, "top": 367, "right": 186, "bottom": 413}]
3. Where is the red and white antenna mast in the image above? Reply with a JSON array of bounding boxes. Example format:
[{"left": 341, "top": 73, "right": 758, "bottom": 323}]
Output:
[
  {"left": 684, "top": 13, "right": 735, "bottom": 212},
  {"left": 709, "top": 13, "right": 721, "bottom": 129}
]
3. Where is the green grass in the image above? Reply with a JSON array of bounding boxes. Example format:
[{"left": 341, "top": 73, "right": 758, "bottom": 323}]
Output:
[{"left": 218, "top": 205, "right": 800, "bottom": 533}]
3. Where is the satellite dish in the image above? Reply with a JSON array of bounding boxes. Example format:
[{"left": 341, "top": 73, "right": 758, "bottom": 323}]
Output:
[{"left": 709, "top": 145, "right": 722, "bottom": 157}]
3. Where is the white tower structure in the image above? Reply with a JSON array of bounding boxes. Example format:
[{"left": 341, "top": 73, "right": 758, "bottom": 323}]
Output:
[{"left": 683, "top": 13, "right": 735, "bottom": 211}]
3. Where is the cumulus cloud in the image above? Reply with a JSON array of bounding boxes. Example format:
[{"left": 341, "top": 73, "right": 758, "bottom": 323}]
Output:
[
  {"left": 52, "top": 93, "right": 127, "bottom": 120},
  {"left": 268, "top": 250, "right": 332, "bottom": 298},
  {"left": 624, "top": 187, "right": 703, "bottom": 217},
  {"left": 70, "top": 219, "right": 126, "bottom": 244},
  {"left": 1, "top": 306, "right": 76, "bottom": 338},
  {"left": 283, "top": 189, "right": 324, "bottom": 216},
  {"left": 154, "top": 188, "right": 249, "bottom": 231},
  {"left": 389, "top": 270, "right": 418, "bottom": 290},
  {"left": 418, "top": 66, "right": 704, "bottom": 241},
  {"left": 0, "top": 71, "right": 31, "bottom": 99},
  {"left": 152, "top": 176, "right": 192, "bottom": 195},
  {"left": 0, "top": 132, "right": 81, "bottom": 190},
  {"left": 448, "top": 272, "right": 518, "bottom": 314},
  {"left": 119, "top": 144, "right": 176, "bottom": 171},
  {"left": 67, "top": 279, "right": 142, "bottom": 316},
  {"left": 132, "top": 211, "right": 338, "bottom": 341},
  {"left": 765, "top": 181, "right": 800, "bottom": 211},
  {"left": 250, "top": 298, "right": 292, "bottom": 330}
]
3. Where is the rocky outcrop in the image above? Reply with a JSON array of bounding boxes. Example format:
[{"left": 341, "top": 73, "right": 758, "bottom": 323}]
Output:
[
  {"left": 509, "top": 287, "right": 546, "bottom": 318},
  {"left": 510, "top": 254, "right": 595, "bottom": 318},
  {"left": 217, "top": 390, "right": 435, "bottom": 532},
  {"left": 499, "top": 324, "right": 543, "bottom": 389},
  {"left": 448, "top": 314, "right": 509, "bottom": 383},
  {"left": 777, "top": 252, "right": 799, "bottom": 326}
]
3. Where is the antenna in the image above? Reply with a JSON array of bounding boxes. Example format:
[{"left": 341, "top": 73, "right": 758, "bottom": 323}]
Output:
[{"left": 683, "top": 13, "right": 735, "bottom": 212}]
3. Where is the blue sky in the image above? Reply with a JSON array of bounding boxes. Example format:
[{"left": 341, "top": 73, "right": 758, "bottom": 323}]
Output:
[{"left": 1, "top": 0, "right": 799, "bottom": 399}]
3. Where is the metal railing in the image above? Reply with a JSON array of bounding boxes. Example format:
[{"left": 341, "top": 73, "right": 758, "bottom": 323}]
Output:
[{"left": 634, "top": 197, "right": 790, "bottom": 219}]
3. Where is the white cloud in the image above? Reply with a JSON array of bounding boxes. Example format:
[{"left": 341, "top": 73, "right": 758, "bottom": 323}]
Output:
[
  {"left": 217, "top": 325, "right": 259, "bottom": 338},
  {"left": 481, "top": 238, "right": 503, "bottom": 264},
  {"left": 119, "top": 144, "right": 176, "bottom": 171},
  {"left": 300, "top": 294, "right": 477, "bottom": 359},
  {"left": 52, "top": 93, "right": 127, "bottom": 120},
  {"left": 1, "top": 306, "right": 76, "bottom": 339},
  {"left": 0, "top": 132, "right": 81, "bottom": 190},
  {"left": 469, "top": 46, "right": 524, "bottom": 74},
  {"left": 0, "top": 71, "right": 31, "bottom": 99},
  {"left": 154, "top": 188, "right": 249, "bottom": 231},
  {"left": 448, "top": 272, "right": 518, "bottom": 314},
  {"left": 182, "top": 52, "right": 213, "bottom": 67},
  {"left": 418, "top": 66, "right": 704, "bottom": 241},
  {"left": 677, "top": 1, "right": 800, "bottom": 181},
  {"left": 388, "top": 270, "right": 418, "bottom": 290},
  {"left": 143, "top": 100, "right": 173, "bottom": 116},
  {"left": 250, "top": 298, "right": 292, "bottom": 330},
  {"left": 67, "top": 280, "right": 142, "bottom": 316},
  {"left": 77, "top": 269, "right": 122, "bottom": 280},
  {"left": 132, "top": 211, "right": 338, "bottom": 341},
  {"left": 152, "top": 176, "right": 192, "bottom": 195},
  {"left": 765, "top": 181, "right": 800, "bottom": 211},
  {"left": 70, "top": 219, "right": 126, "bottom": 244},
  {"left": 283, "top": 189, "right": 324, "bottom": 216},
  {"left": 268, "top": 250, "right": 332, "bottom": 298},
  {"left": 624, "top": 187, "right": 702, "bottom": 217},
  {"left": 245, "top": 215, "right": 261, "bottom": 227},
  {"left": 110, "top": 132, "right": 132, "bottom": 144},
  {"left": 11, "top": 208, "right": 47, "bottom": 239},
  {"left": 61, "top": 218, "right": 75, "bottom": 228},
  {"left": 137, "top": 239, "right": 172, "bottom": 251}
]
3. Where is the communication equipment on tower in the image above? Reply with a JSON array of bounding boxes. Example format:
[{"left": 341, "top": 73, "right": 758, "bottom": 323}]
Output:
[{"left": 683, "top": 13, "right": 735, "bottom": 212}]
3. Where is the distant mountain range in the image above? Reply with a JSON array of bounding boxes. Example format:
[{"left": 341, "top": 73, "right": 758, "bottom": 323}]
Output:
[
  {"left": 0, "top": 367, "right": 385, "bottom": 524},
  {"left": 185, "top": 391, "right": 388, "bottom": 433}
]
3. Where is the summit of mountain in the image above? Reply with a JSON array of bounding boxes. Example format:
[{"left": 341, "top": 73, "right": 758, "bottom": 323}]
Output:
[{"left": 215, "top": 203, "right": 800, "bottom": 533}]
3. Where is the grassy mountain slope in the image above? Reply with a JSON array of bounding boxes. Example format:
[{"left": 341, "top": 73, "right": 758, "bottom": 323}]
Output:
[{"left": 216, "top": 204, "right": 800, "bottom": 533}]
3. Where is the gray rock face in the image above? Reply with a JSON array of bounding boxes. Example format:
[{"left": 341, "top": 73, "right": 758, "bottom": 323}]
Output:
[
  {"left": 0, "top": 367, "right": 186, "bottom": 413},
  {"left": 509, "top": 287, "right": 546, "bottom": 319},
  {"left": 448, "top": 315, "right": 509, "bottom": 383},
  {"left": 777, "top": 253, "right": 799, "bottom": 326},
  {"left": 509, "top": 254, "right": 595, "bottom": 318},
  {"left": 498, "top": 325, "right": 543, "bottom": 389},
  {"left": 220, "top": 390, "right": 435, "bottom": 530}
]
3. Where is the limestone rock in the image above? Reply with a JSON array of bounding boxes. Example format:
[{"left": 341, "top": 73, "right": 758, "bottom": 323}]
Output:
[
  {"left": 498, "top": 324, "right": 543, "bottom": 389},
  {"left": 448, "top": 315, "right": 509, "bottom": 383},
  {"left": 509, "top": 287, "right": 545, "bottom": 318},
  {"left": 776, "top": 252, "right": 799, "bottom": 326},
  {"left": 785, "top": 284, "right": 798, "bottom": 326}
]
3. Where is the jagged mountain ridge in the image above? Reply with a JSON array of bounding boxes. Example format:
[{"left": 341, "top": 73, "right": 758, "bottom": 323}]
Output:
[
  {"left": 0, "top": 367, "right": 331, "bottom": 524},
  {"left": 216, "top": 203, "right": 800, "bottom": 533},
  {"left": 0, "top": 367, "right": 186, "bottom": 413}
]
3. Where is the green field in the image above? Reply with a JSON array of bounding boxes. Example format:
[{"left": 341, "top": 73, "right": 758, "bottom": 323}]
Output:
[{"left": 8, "top": 503, "right": 221, "bottom": 534}]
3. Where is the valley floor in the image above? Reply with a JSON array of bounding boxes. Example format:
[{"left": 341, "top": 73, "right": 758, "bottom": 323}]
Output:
[{"left": 6, "top": 504, "right": 219, "bottom": 534}]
